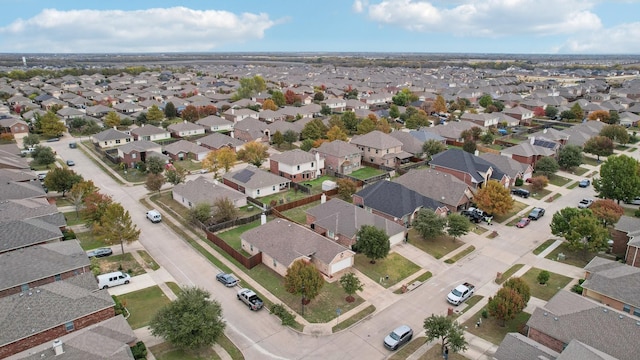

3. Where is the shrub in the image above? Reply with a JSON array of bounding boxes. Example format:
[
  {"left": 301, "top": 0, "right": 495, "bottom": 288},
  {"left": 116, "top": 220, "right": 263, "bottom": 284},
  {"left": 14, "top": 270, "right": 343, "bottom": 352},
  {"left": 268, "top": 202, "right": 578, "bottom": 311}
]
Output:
[
  {"left": 481, "top": 309, "right": 488, "bottom": 318},
  {"left": 62, "top": 228, "right": 76, "bottom": 240},
  {"left": 112, "top": 295, "right": 126, "bottom": 316},
  {"left": 537, "top": 270, "right": 550, "bottom": 285},
  {"left": 635, "top": 209, "right": 640, "bottom": 218},
  {"left": 131, "top": 341, "right": 147, "bottom": 359},
  {"left": 515, "top": 178, "right": 524, "bottom": 186},
  {"left": 270, "top": 303, "right": 296, "bottom": 326}
]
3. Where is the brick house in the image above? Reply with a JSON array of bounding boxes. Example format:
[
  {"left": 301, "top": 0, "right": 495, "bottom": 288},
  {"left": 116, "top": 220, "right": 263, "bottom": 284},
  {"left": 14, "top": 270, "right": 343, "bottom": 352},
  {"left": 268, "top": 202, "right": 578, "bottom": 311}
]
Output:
[
  {"left": 350, "top": 130, "right": 411, "bottom": 168},
  {"left": 116, "top": 140, "right": 163, "bottom": 168},
  {"left": 394, "top": 168, "right": 474, "bottom": 212},
  {"left": 91, "top": 128, "right": 133, "bottom": 149},
  {"left": 222, "top": 165, "right": 290, "bottom": 198},
  {"left": 197, "top": 132, "right": 245, "bottom": 152},
  {"left": 163, "top": 140, "right": 210, "bottom": 161},
  {"left": 580, "top": 257, "right": 640, "bottom": 317},
  {"left": 269, "top": 149, "right": 324, "bottom": 182},
  {"left": 609, "top": 216, "right": 640, "bottom": 267},
  {"left": 499, "top": 139, "right": 556, "bottom": 167},
  {"left": 310, "top": 140, "right": 362, "bottom": 176},
  {"left": 130, "top": 124, "right": 171, "bottom": 142},
  {"left": 0, "top": 116, "right": 29, "bottom": 136},
  {"left": 429, "top": 148, "right": 510, "bottom": 189},
  {"left": 172, "top": 176, "right": 246, "bottom": 209}
]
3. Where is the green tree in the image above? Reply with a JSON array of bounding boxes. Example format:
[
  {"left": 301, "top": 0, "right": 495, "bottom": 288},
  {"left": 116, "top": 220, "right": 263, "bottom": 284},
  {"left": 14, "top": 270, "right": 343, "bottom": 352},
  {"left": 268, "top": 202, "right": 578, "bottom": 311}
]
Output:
[
  {"left": 392, "top": 88, "right": 417, "bottom": 106},
  {"left": 164, "top": 102, "right": 177, "bottom": 118},
  {"left": 413, "top": 209, "right": 447, "bottom": 240},
  {"left": 462, "top": 140, "right": 477, "bottom": 154},
  {"left": 478, "top": 94, "right": 493, "bottom": 108},
  {"left": 165, "top": 165, "right": 187, "bottom": 185},
  {"left": 341, "top": 111, "right": 359, "bottom": 134},
  {"left": 405, "top": 110, "right": 431, "bottom": 129},
  {"left": 44, "top": 167, "right": 82, "bottom": 196},
  {"left": 550, "top": 207, "right": 583, "bottom": 239},
  {"left": 300, "top": 139, "right": 315, "bottom": 151},
  {"left": 188, "top": 203, "right": 211, "bottom": 225},
  {"left": 216, "top": 147, "right": 237, "bottom": 174},
  {"left": 212, "top": 197, "right": 239, "bottom": 223},
  {"left": 571, "top": 103, "right": 584, "bottom": 120},
  {"left": 502, "top": 277, "right": 531, "bottom": 306},
  {"left": 557, "top": 144, "right": 583, "bottom": 170},
  {"left": 284, "top": 259, "right": 325, "bottom": 303},
  {"left": 560, "top": 110, "right": 576, "bottom": 120},
  {"left": 39, "top": 111, "right": 66, "bottom": 137},
  {"left": 446, "top": 214, "right": 470, "bottom": 241},
  {"left": 146, "top": 156, "right": 165, "bottom": 175},
  {"left": 149, "top": 287, "right": 225, "bottom": 351},
  {"left": 104, "top": 111, "right": 121, "bottom": 128},
  {"left": 565, "top": 211, "right": 610, "bottom": 253},
  {"left": 389, "top": 104, "right": 400, "bottom": 119},
  {"left": 422, "top": 139, "right": 447, "bottom": 160},
  {"left": 67, "top": 180, "right": 98, "bottom": 217},
  {"left": 237, "top": 142, "right": 269, "bottom": 168},
  {"left": 146, "top": 105, "right": 165, "bottom": 122},
  {"left": 339, "top": 272, "right": 363, "bottom": 303},
  {"left": 271, "top": 90, "right": 286, "bottom": 107},
  {"left": 336, "top": 178, "right": 357, "bottom": 202},
  {"left": 423, "top": 314, "right": 468, "bottom": 354},
  {"left": 545, "top": 106, "right": 558, "bottom": 118},
  {"left": 537, "top": 270, "right": 550, "bottom": 285},
  {"left": 583, "top": 136, "right": 614, "bottom": 161},
  {"left": 481, "top": 132, "right": 495, "bottom": 145},
  {"left": 301, "top": 119, "right": 328, "bottom": 140},
  {"left": 593, "top": 154, "right": 640, "bottom": 203},
  {"left": 356, "top": 225, "right": 390, "bottom": 264},
  {"left": 22, "top": 133, "right": 40, "bottom": 148},
  {"left": 327, "top": 125, "right": 348, "bottom": 141},
  {"left": 433, "top": 95, "right": 447, "bottom": 114},
  {"left": 535, "top": 157, "right": 559, "bottom": 178},
  {"left": 487, "top": 287, "right": 525, "bottom": 327},
  {"left": 94, "top": 202, "right": 140, "bottom": 255},
  {"left": 356, "top": 118, "right": 375, "bottom": 135},
  {"left": 283, "top": 130, "right": 299, "bottom": 146},
  {"left": 235, "top": 76, "right": 266, "bottom": 99},
  {"left": 145, "top": 173, "right": 165, "bottom": 195},
  {"left": 271, "top": 130, "right": 284, "bottom": 147},
  {"left": 600, "top": 124, "right": 630, "bottom": 145},
  {"left": 32, "top": 146, "right": 56, "bottom": 167},
  {"left": 473, "top": 180, "right": 514, "bottom": 216}
]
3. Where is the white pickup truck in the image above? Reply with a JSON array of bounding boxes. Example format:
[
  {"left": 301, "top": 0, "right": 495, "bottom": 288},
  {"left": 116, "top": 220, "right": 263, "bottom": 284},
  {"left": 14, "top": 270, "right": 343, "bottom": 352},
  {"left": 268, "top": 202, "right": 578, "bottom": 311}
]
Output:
[
  {"left": 447, "top": 282, "right": 475, "bottom": 306},
  {"left": 237, "top": 288, "right": 264, "bottom": 311}
]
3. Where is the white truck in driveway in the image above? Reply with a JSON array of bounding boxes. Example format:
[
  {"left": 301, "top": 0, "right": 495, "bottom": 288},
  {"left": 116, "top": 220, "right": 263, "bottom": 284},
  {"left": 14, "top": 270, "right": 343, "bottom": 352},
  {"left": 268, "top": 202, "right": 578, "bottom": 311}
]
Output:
[
  {"left": 237, "top": 288, "right": 264, "bottom": 311},
  {"left": 447, "top": 282, "right": 475, "bottom": 306}
]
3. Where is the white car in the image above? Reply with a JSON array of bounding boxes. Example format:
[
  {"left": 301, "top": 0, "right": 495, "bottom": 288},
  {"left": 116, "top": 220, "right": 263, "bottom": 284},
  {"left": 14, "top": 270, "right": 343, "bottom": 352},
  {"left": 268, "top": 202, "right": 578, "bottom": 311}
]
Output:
[{"left": 578, "top": 198, "right": 594, "bottom": 209}]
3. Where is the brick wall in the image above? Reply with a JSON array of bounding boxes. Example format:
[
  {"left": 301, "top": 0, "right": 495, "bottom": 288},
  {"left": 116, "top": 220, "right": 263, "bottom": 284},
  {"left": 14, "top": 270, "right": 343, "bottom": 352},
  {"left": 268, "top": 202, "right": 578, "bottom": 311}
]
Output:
[
  {"left": 0, "top": 266, "right": 91, "bottom": 299},
  {"left": 626, "top": 245, "right": 640, "bottom": 267},
  {"left": 610, "top": 229, "right": 630, "bottom": 256},
  {"left": 0, "top": 307, "right": 114, "bottom": 358},
  {"left": 527, "top": 327, "right": 565, "bottom": 353}
]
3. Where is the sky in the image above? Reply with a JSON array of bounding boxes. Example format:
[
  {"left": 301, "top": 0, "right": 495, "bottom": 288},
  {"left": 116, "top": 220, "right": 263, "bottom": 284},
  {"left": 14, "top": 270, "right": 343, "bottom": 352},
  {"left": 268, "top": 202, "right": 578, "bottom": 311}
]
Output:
[{"left": 0, "top": 0, "right": 639, "bottom": 55}]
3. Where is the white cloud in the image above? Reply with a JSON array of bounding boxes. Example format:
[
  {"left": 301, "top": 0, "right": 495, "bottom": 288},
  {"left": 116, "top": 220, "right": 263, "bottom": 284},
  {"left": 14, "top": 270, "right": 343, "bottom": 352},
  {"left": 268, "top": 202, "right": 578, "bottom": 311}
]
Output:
[
  {"left": 353, "top": 0, "right": 368, "bottom": 13},
  {"left": 558, "top": 22, "right": 640, "bottom": 53},
  {"left": 364, "top": 0, "right": 602, "bottom": 36},
  {"left": 0, "top": 7, "right": 278, "bottom": 52}
]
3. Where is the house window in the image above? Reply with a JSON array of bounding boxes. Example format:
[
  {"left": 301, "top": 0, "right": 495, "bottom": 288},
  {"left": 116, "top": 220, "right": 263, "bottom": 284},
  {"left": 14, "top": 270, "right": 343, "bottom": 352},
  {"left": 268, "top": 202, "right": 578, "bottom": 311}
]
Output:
[
  {"left": 257, "top": 189, "right": 260, "bottom": 195},
  {"left": 104, "top": 141, "right": 108, "bottom": 146},
  {"left": 386, "top": 149, "right": 389, "bottom": 154},
  {"left": 250, "top": 244, "right": 253, "bottom": 251},
  {"left": 633, "top": 309, "right": 640, "bottom": 317},
  {"left": 132, "top": 153, "right": 137, "bottom": 159},
  {"left": 311, "top": 162, "right": 314, "bottom": 167},
  {"left": 623, "top": 304, "right": 631, "bottom": 313},
  {"left": 21, "top": 284, "right": 29, "bottom": 292},
  {"left": 65, "top": 322, "right": 74, "bottom": 332},
  {"left": 328, "top": 230, "right": 334, "bottom": 238},
  {"left": 375, "top": 149, "right": 378, "bottom": 154},
  {"left": 54, "top": 274, "right": 62, "bottom": 281},
  {"left": 272, "top": 259, "right": 277, "bottom": 267},
  {"left": 297, "top": 165, "right": 300, "bottom": 170},
  {"left": 116, "top": 139, "right": 121, "bottom": 144},
  {"left": 272, "top": 186, "right": 276, "bottom": 191},
  {"left": 370, "top": 157, "right": 374, "bottom": 162}
]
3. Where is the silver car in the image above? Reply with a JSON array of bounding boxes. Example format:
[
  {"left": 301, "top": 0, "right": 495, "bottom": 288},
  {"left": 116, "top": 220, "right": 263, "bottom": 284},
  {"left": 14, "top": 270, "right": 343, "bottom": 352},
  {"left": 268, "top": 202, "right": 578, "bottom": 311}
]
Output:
[{"left": 384, "top": 325, "right": 413, "bottom": 351}]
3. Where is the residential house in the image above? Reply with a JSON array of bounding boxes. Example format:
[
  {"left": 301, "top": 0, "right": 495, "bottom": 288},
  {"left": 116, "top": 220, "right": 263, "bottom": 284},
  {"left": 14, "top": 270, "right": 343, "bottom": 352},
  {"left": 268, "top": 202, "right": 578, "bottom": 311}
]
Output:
[
  {"left": 116, "top": 140, "right": 163, "bottom": 168},
  {"left": 350, "top": 130, "right": 411, "bottom": 167},
  {"left": 322, "top": 98, "right": 347, "bottom": 112},
  {"left": 173, "top": 176, "right": 246, "bottom": 209},
  {"left": 608, "top": 215, "right": 640, "bottom": 267},
  {"left": 113, "top": 102, "right": 143, "bottom": 114},
  {"left": 0, "top": 116, "right": 29, "bottom": 137},
  {"left": 56, "top": 107, "right": 85, "bottom": 121},
  {"left": 222, "top": 165, "right": 291, "bottom": 198},
  {"left": 0, "top": 273, "right": 115, "bottom": 358},
  {"left": 527, "top": 128, "right": 569, "bottom": 146},
  {"left": 310, "top": 140, "right": 363, "bottom": 176},
  {"left": 130, "top": 124, "right": 171, "bottom": 142},
  {"left": 305, "top": 198, "right": 407, "bottom": 248},
  {"left": 526, "top": 290, "right": 638, "bottom": 360},
  {"left": 257, "top": 109, "right": 283, "bottom": 123},
  {"left": 222, "top": 108, "right": 259, "bottom": 123},
  {"left": 619, "top": 112, "right": 640, "bottom": 127},
  {"left": 580, "top": 257, "right": 640, "bottom": 316},
  {"left": 0, "top": 181, "right": 47, "bottom": 201},
  {"left": 503, "top": 106, "right": 535, "bottom": 125},
  {"left": 163, "top": 140, "right": 209, "bottom": 161},
  {"left": 241, "top": 218, "right": 355, "bottom": 278},
  {"left": 167, "top": 121, "right": 206, "bottom": 138},
  {"left": 196, "top": 132, "right": 245, "bottom": 152},
  {"left": 562, "top": 120, "right": 607, "bottom": 147},
  {"left": 0, "top": 198, "right": 66, "bottom": 254},
  {"left": 500, "top": 138, "right": 557, "bottom": 167},
  {"left": 353, "top": 180, "right": 449, "bottom": 226},
  {"left": 232, "top": 118, "right": 269, "bottom": 143},
  {"left": 408, "top": 129, "right": 447, "bottom": 144},
  {"left": 269, "top": 149, "right": 324, "bottom": 183},
  {"left": 422, "top": 122, "right": 481, "bottom": 144},
  {"left": 479, "top": 153, "right": 534, "bottom": 186},
  {"left": 85, "top": 104, "right": 112, "bottom": 117},
  {"left": 394, "top": 169, "right": 474, "bottom": 212},
  {"left": 494, "top": 333, "right": 559, "bottom": 360},
  {"left": 460, "top": 112, "right": 501, "bottom": 127},
  {"left": 91, "top": 128, "right": 133, "bottom": 149},
  {"left": 196, "top": 115, "right": 234, "bottom": 133},
  {"left": 429, "top": 148, "right": 509, "bottom": 189},
  {"left": 0, "top": 240, "right": 90, "bottom": 299},
  {"left": 387, "top": 131, "right": 427, "bottom": 157}
]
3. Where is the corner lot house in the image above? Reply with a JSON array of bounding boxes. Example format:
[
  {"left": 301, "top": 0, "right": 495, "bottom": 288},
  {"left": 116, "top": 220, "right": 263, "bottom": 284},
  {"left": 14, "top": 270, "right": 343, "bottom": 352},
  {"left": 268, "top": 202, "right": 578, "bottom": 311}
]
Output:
[
  {"left": 241, "top": 218, "right": 354, "bottom": 277},
  {"left": 130, "top": 124, "right": 171, "bottom": 142}
]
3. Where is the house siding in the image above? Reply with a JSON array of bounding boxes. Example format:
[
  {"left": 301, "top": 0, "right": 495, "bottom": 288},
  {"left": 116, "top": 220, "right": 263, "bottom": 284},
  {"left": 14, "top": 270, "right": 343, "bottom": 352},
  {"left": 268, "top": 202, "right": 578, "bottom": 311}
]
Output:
[
  {"left": 625, "top": 244, "right": 640, "bottom": 268},
  {"left": 527, "top": 327, "right": 565, "bottom": 354}
]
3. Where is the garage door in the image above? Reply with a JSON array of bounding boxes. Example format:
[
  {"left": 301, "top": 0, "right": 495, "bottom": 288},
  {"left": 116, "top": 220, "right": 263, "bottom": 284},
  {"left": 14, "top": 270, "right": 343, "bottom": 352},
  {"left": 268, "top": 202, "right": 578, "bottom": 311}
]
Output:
[{"left": 330, "top": 257, "right": 353, "bottom": 275}]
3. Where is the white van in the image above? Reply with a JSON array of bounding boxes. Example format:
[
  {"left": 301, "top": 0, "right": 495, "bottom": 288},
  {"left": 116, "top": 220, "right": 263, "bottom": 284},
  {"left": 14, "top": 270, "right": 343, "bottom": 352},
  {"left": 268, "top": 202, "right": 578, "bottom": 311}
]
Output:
[
  {"left": 97, "top": 271, "right": 131, "bottom": 289},
  {"left": 146, "top": 210, "right": 162, "bottom": 223}
]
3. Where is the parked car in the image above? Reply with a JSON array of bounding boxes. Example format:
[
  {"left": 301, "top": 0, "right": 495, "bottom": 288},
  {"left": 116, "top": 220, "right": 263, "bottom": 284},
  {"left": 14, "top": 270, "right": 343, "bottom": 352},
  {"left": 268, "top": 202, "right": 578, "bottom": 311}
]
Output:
[
  {"left": 383, "top": 325, "right": 413, "bottom": 351},
  {"left": 46, "top": 137, "right": 60, "bottom": 142},
  {"left": 69, "top": 142, "right": 77, "bottom": 149},
  {"left": 66, "top": 160, "right": 75, "bottom": 166},
  {"left": 37, "top": 173, "right": 47, "bottom": 181},
  {"left": 528, "top": 207, "right": 545, "bottom": 220},
  {"left": 86, "top": 247, "right": 113, "bottom": 258},
  {"left": 511, "top": 188, "right": 530, "bottom": 198},
  {"left": 578, "top": 198, "right": 594, "bottom": 209},
  {"left": 579, "top": 179, "right": 591, "bottom": 188},
  {"left": 216, "top": 273, "right": 239, "bottom": 287},
  {"left": 516, "top": 218, "right": 531, "bottom": 228},
  {"left": 624, "top": 197, "right": 640, "bottom": 205}
]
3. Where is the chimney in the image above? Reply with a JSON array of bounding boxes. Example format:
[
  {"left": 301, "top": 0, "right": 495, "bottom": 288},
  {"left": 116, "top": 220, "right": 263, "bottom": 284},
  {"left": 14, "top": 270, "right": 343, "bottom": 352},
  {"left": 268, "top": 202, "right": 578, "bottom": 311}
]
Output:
[
  {"left": 260, "top": 213, "right": 267, "bottom": 225},
  {"left": 52, "top": 339, "right": 64, "bottom": 356},
  {"left": 530, "top": 136, "right": 535, "bottom": 145}
]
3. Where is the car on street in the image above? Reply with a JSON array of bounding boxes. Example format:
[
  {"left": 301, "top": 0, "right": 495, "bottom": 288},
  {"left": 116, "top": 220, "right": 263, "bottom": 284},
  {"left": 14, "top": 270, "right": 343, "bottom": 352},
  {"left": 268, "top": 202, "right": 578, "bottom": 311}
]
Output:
[
  {"left": 516, "top": 218, "right": 531, "bottom": 228},
  {"left": 86, "top": 247, "right": 113, "bottom": 258},
  {"left": 578, "top": 198, "right": 594, "bottom": 209},
  {"left": 46, "top": 137, "right": 60, "bottom": 142},
  {"left": 511, "top": 188, "right": 530, "bottom": 198},
  {"left": 383, "top": 325, "right": 413, "bottom": 351},
  {"left": 38, "top": 173, "right": 47, "bottom": 181},
  {"left": 66, "top": 160, "right": 75, "bottom": 166},
  {"left": 528, "top": 207, "right": 545, "bottom": 220},
  {"left": 579, "top": 179, "right": 591, "bottom": 188},
  {"left": 624, "top": 197, "right": 640, "bottom": 205},
  {"left": 216, "top": 273, "right": 239, "bottom": 287},
  {"left": 69, "top": 142, "right": 77, "bottom": 148}
]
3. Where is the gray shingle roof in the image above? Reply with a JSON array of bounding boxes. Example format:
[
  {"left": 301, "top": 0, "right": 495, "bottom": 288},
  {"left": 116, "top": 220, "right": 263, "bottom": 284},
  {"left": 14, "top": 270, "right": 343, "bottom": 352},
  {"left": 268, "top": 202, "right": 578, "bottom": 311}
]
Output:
[
  {"left": 581, "top": 258, "right": 640, "bottom": 308},
  {"left": 0, "top": 198, "right": 61, "bottom": 224},
  {"left": 306, "top": 198, "right": 405, "bottom": 239},
  {"left": 0, "top": 181, "right": 47, "bottom": 202},
  {"left": 494, "top": 333, "right": 559, "bottom": 360},
  {"left": 556, "top": 340, "right": 619, "bottom": 360},
  {"left": 164, "top": 140, "right": 209, "bottom": 155},
  {"left": 430, "top": 148, "right": 507, "bottom": 184},
  {"left": 0, "top": 272, "right": 114, "bottom": 348},
  {"left": 242, "top": 218, "right": 352, "bottom": 266},
  {"left": 116, "top": 140, "right": 161, "bottom": 154},
  {"left": 269, "top": 149, "right": 317, "bottom": 165},
  {"left": 388, "top": 131, "right": 424, "bottom": 155},
  {"left": 173, "top": 176, "right": 245, "bottom": 207},
  {"left": 613, "top": 215, "right": 640, "bottom": 233},
  {"left": 394, "top": 168, "right": 471, "bottom": 208},
  {"left": 130, "top": 124, "right": 168, "bottom": 137},
  {"left": 355, "top": 180, "right": 446, "bottom": 219},
  {"left": 479, "top": 153, "right": 530, "bottom": 178},
  {"left": 313, "top": 140, "right": 362, "bottom": 158},
  {"left": 167, "top": 121, "right": 205, "bottom": 132},
  {"left": 0, "top": 218, "right": 63, "bottom": 253},
  {"left": 350, "top": 130, "right": 403, "bottom": 150},
  {"left": 0, "top": 240, "right": 90, "bottom": 292},
  {"left": 223, "top": 165, "right": 290, "bottom": 189},
  {"left": 197, "top": 132, "right": 245, "bottom": 149},
  {"left": 92, "top": 128, "right": 131, "bottom": 142},
  {"left": 527, "top": 291, "right": 640, "bottom": 360}
]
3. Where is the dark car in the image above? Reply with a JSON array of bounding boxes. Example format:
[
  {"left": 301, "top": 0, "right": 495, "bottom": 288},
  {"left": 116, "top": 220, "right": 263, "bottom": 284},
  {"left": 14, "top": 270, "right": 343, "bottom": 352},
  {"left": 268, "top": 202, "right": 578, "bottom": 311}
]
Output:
[
  {"left": 579, "top": 179, "right": 590, "bottom": 188},
  {"left": 516, "top": 218, "right": 531, "bottom": 228},
  {"left": 511, "top": 188, "right": 530, "bottom": 198},
  {"left": 528, "top": 207, "right": 545, "bottom": 220},
  {"left": 87, "top": 247, "right": 113, "bottom": 258},
  {"left": 216, "top": 273, "right": 239, "bottom": 287},
  {"left": 461, "top": 209, "right": 482, "bottom": 223},
  {"left": 66, "top": 160, "right": 75, "bottom": 166},
  {"left": 384, "top": 325, "right": 413, "bottom": 351},
  {"left": 69, "top": 142, "right": 77, "bottom": 149}
]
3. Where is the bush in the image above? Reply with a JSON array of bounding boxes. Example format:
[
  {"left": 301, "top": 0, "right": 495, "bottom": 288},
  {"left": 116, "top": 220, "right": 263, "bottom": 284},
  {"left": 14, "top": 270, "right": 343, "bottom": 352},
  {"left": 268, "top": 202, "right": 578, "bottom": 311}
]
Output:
[
  {"left": 112, "top": 295, "right": 126, "bottom": 316},
  {"left": 635, "top": 209, "right": 640, "bottom": 218},
  {"left": 270, "top": 303, "right": 296, "bottom": 326},
  {"left": 131, "top": 341, "right": 147, "bottom": 359},
  {"left": 481, "top": 309, "right": 488, "bottom": 318},
  {"left": 62, "top": 228, "right": 76, "bottom": 240},
  {"left": 515, "top": 178, "right": 524, "bottom": 186},
  {"left": 537, "top": 270, "right": 550, "bottom": 285}
]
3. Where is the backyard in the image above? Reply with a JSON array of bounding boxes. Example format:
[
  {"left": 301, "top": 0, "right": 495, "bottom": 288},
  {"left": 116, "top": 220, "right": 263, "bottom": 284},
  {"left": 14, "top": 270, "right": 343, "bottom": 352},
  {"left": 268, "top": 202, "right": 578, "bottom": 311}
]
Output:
[{"left": 349, "top": 167, "right": 387, "bottom": 180}]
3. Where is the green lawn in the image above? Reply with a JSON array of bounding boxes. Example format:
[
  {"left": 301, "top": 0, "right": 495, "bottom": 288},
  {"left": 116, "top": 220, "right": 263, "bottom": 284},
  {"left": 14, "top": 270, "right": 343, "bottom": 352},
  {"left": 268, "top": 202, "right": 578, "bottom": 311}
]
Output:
[
  {"left": 173, "top": 159, "right": 202, "bottom": 172},
  {"left": 75, "top": 231, "right": 108, "bottom": 250},
  {"left": 566, "top": 181, "right": 579, "bottom": 189},
  {"left": 492, "top": 201, "right": 528, "bottom": 223},
  {"left": 332, "top": 304, "right": 376, "bottom": 332},
  {"left": 98, "top": 252, "right": 146, "bottom": 276},
  {"left": 406, "top": 230, "right": 464, "bottom": 259},
  {"left": 582, "top": 156, "right": 602, "bottom": 166},
  {"left": 463, "top": 309, "right": 531, "bottom": 345},
  {"left": 520, "top": 267, "right": 574, "bottom": 301},
  {"left": 166, "top": 282, "right": 182, "bottom": 296},
  {"left": 529, "top": 188, "right": 552, "bottom": 200},
  {"left": 571, "top": 166, "right": 590, "bottom": 176},
  {"left": 280, "top": 200, "right": 320, "bottom": 224},
  {"left": 63, "top": 211, "right": 86, "bottom": 226},
  {"left": 137, "top": 250, "right": 160, "bottom": 270},
  {"left": 353, "top": 253, "right": 420, "bottom": 288},
  {"left": 548, "top": 175, "right": 572, "bottom": 187},
  {"left": 496, "top": 264, "right": 525, "bottom": 285},
  {"left": 257, "top": 189, "right": 313, "bottom": 207},
  {"left": 216, "top": 221, "right": 262, "bottom": 251},
  {"left": 349, "top": 166, "right": 386, "bottom": 180},
  {"left": 150, "top": 342, "right": 219, "bottom": 360},
  {"left": 544, "top": 242, "right": 601, "bottom": 268},
  {"left": 444, "top": 245, "right": 475, "bottom": 264},
  {"left": 152, "top": 191, "right": 191, "bottom": 220},
  {"left": 117, "top": 286, "right": 172, "bottom": 329},
  {"left": 533, "top": 239, "right": 556, "bottom": 255}
]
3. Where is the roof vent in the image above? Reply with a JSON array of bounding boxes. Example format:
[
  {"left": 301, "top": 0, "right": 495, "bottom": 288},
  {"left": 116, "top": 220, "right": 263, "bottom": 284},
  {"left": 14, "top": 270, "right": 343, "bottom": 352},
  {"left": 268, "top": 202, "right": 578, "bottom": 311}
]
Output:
[
  {"left": 553, "top": 317, "right": 558, "bottom": 321},
  {"left": 619, "top": 315, "right": 624, "bottom": 319},
  {"left": 603, "top": 309, "right": 608, "bottom": 313},
  {"left": 52, "top": 339, "right": 64, "bottom": 356},
  {"left": 543, "top": 312, "right": 548, "bottom": 316}
]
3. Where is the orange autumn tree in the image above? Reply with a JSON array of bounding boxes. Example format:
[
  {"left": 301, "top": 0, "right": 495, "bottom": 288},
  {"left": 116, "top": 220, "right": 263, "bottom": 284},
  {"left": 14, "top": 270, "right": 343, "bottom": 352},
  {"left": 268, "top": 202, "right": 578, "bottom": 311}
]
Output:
[{"left": 472, "top": 180, "right": 514, "bottom": 216}]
